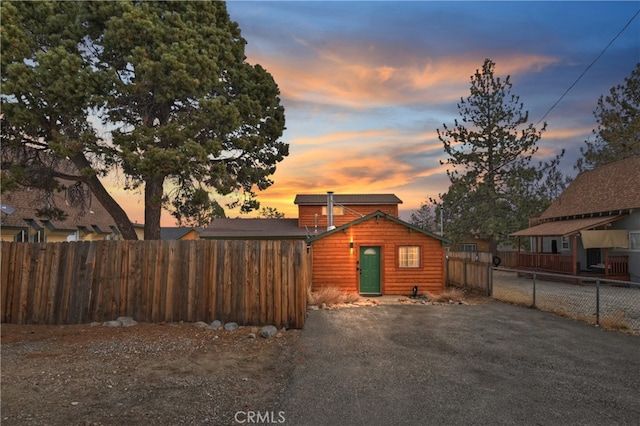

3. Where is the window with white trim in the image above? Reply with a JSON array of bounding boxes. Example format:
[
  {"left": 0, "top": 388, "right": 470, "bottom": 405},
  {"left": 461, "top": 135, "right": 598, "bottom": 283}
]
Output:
[
  {"left": 630, "top": 231, "right": 640, "bottom": 250},
  {"left": 561, "top": 236, "right": 570, "bottom": 250},
  {"left": 399, "top": 246, "right": 420, "bottom": 268}
]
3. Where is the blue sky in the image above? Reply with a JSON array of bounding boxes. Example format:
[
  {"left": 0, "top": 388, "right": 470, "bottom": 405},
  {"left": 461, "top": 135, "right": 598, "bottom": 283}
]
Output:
[
  {"left": 219, "top": 1, "right": 640, "bottom": 220},
  {"left": 112, "top": 1, "right": 640, "bottom": 224}
]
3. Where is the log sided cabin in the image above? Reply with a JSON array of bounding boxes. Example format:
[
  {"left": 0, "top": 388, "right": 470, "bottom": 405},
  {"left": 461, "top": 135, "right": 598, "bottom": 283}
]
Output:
[
  {"left": 202, "top": 193, "right": 448, "bottom": 296},
  {"left": 511, "top": 157, "right": 640, "bottom": 282}
]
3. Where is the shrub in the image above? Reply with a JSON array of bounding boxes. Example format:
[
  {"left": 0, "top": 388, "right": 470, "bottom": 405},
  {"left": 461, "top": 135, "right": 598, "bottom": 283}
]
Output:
[
  {"left": 426, "top": 288, "right": 465, "bottom": 303},
  {"left": 308, "top": 287, "right": 360, "bottom": 306}
]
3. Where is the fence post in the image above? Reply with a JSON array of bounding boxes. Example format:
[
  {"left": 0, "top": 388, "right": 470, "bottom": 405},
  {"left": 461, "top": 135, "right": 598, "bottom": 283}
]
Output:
[
  {"left": 595, "top": 279, "right": 600, "bottom": 327},
  {"left": 463, "top": 258, "right": 467, "bottom": 289},
  {"left": 532, "top": 272, "right": 537, "bottom": 308},
  {"left": 445, "top": 256, "right": 449, "bottom": 287},
  {"left": 486, "top": 264, "right": 492, "bottom": 297}
]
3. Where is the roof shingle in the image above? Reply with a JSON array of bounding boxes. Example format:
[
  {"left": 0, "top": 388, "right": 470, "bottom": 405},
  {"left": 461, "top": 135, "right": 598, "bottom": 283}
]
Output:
[{"left": 540, "top": 156, "right": 640, "bottom": 220}]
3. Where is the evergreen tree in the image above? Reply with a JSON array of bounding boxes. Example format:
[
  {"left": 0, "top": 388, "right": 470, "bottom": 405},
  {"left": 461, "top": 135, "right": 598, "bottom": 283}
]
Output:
[
  {"left": 435, "top": 59, "right": 561, "bottom": 252},
  {"left": 576, "top": 63, "right": 640, "bottom": 171},
  {"left": 409, "top": 202, "right": 440, "bottom": 234},
  {"left": 1, "top": 1, "right": 287, "bottom": 239}
]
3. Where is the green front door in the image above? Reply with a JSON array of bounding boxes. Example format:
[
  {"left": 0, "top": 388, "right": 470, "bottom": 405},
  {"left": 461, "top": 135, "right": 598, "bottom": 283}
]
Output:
[{"left": 359, "top": 246, "right": 381, "bottom": 294}]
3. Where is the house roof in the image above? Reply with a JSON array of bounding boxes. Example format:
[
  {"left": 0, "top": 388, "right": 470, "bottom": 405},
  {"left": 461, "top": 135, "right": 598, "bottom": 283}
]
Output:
[
  {"left": 1, "top": 181, "right": 118, "bottom": 235},
  {"left": 510, "top": 215, "right": 627, "bottom": 237},
  {"left": 160, "top": 227, "right": 203, "bottom": 240},
  {"left": 539, "top": 156, "right": 640, "bottom": 220},
  {"left": 200, "top": 218, "right": 308, "bottom": 239},
  {"left": 294, "top": 194, "right": 403, "bottom": 205},
  {"left": 307, "top": 210, "right": 448, "bottom": 244}
]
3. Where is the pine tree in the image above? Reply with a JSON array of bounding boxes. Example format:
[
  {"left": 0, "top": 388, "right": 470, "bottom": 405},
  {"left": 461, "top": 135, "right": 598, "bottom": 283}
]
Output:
[
  {"left": 576, "top": 63, "right": 640, "bottom": 171},
  {"left": 435, "top": 59, "right": 560, "bottom": 252},
  {"left": 1, "top": 1, "right": 287, "bottom": 239}
]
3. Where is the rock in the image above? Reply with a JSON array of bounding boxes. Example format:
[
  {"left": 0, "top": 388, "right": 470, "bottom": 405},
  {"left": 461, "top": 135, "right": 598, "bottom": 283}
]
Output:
[
  {"left": 275, "top": 332, "right": 283, "bottom": 339},
  {"left": 224, "top": 322, "right": 239, "bottom": 331},
  {"left": 193, "top": 321, "right": 209, "bottom": 329},
  {"left": 116, "top": 317, "right": 138, "bottom": 327},
  {"left": 321, "top": 303, "right": 327, "bottom": 309},
  {"left": 260, "top": 325, "right": 278, "bottom": 338},
  {"left": 308, "top": 305, "right": 319, "bottom": 311},
  {"left": 102, "top": 320, "right": 121, "bottom": 328},
  {"left": 210, "top": 320, "right": 222, "bottom": 330},
  {"left": 247, "top": 333, "right": 257, "bottom": 339}
]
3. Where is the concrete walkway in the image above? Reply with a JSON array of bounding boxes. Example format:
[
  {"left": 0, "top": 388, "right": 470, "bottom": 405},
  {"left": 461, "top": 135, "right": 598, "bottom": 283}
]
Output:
[{"left": 280, "top": 302, "right": 640, "bottom": 426}]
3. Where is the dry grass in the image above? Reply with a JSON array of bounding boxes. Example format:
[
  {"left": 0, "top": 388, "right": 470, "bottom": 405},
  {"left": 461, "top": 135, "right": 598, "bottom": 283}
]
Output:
[
  {"left": 308, "top": 287, "right": 360, "bottom": 306},
  {"left": 599, "top": 310, "right": 631, "bottom": 332},
  {"left": 426, "top": 288, "right": 465, "bottom": 303}
]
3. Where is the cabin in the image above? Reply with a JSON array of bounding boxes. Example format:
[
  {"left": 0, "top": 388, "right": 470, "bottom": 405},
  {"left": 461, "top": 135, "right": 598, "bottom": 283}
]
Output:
[
  {"left": 202, "top": 193, "right": 448, "bottom": 296},
  {"left": 511, "top": 157, "right": 640, "bottom": 282}
]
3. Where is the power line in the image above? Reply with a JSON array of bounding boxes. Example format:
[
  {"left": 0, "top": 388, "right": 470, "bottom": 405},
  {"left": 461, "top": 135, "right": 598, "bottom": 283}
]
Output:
[{"left": 536, "top": 8, "right": 640, "bottom": 125}]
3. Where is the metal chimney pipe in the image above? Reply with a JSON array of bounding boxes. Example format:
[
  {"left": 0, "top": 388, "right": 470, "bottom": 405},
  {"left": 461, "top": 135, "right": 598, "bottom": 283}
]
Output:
[{"left": 327, "top": 191, "right": 335, "bottom": 231}]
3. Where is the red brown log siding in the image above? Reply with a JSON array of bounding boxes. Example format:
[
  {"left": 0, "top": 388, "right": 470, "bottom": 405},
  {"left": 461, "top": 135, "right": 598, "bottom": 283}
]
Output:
[
  {"left": 297, "top": 204, "right": 399, "bottom": 228},
  {"left": 310, "top": 216, "right": 445, "bottom": 295}
]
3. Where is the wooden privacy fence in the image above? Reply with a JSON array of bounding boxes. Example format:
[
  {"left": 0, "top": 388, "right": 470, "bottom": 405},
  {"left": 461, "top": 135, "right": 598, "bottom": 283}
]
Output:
[
  {"left": 1, "top": 240, "right": 310, "bottom": 328},
  {"left": 446, "top": 256, "right": 493, "bottom": 296},
  {"left": 447, "top": 250, "right": 518, "bottom": 268}
]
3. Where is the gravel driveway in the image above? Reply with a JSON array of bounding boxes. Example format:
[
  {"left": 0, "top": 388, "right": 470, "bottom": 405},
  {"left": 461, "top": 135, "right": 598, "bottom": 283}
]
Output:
[{"left": 281, "top": 302, "right": 640, "bottom": 426}]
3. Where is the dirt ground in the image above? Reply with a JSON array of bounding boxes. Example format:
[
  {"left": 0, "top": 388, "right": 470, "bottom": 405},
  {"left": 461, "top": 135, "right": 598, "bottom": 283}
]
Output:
[
  {"left": 1, "top": 291, "right": 488, "bottom": 426},
  {"left": 1, "top": 321, "right": 301, "bottom": 425}
]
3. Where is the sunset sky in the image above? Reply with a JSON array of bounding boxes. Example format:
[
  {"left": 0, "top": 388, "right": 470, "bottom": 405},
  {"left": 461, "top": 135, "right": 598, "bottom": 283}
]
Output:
[{"left": 109, "top": 1, "right": 640, "bottom": 225}]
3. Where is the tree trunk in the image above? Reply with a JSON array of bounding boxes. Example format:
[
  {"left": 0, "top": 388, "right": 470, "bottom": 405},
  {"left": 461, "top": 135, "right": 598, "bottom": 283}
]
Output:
[
  {"left": 69, "top": 153, "right": 138, "bottom": 240},
  {"left": 144, "top": 174, "right": 165, "bottom": 240}
]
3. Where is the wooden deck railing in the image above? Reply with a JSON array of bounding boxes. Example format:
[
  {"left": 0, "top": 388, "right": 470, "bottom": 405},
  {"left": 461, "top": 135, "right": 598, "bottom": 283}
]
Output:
[
  {"left": 517, "top": 253, "right": 628, "bottom": 276},
  {"left": 518, "top": 253, "right": 574, "bottom": 274}
]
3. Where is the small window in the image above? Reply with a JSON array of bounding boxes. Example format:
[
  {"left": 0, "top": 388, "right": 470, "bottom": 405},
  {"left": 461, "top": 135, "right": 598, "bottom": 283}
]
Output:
[
  {"left": 630, "top": 231, "right": 640, "bottom": 250},
  {"left": 459, "top": 243, "right": 477, "bottom": 252},
  {"left": 399, "top": 246, "right": 420, "bottom": 268},
  {"left": 561, "top": 237, "right": 570, "bottom": 250},
  {"left": 321, "top": 206, "right": 344, "bottom": 216}
]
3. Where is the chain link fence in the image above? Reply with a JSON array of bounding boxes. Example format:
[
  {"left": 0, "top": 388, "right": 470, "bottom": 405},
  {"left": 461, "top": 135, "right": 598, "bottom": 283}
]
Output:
[{"left": 493, "top": 268, "right": 640, "bottom": 335}]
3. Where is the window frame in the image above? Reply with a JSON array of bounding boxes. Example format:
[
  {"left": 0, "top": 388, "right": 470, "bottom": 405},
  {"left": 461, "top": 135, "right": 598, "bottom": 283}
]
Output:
[
  {"left": 321, "top": 205, "right": 344, "bottom": 216},
  {"left": 398, "top": 245, "right": 421, "bottom": 268},
  {"left": 630, "top": 231, "right": 640, "bottom": 250}
]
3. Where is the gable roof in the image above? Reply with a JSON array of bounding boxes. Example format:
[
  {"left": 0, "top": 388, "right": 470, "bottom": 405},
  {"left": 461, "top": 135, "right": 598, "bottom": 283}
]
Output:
[
  {"left": 294, "top": 194, "right": 403, "bottom": 205},
  {"left": 1, "top": 181, "right": 118, "bottom": 235},
  {"left": 200, "top": 218, "right": 308, "bottom": 239},
  {"left": 307, "top": 210, "right": 448, "bottom": 244},
  {"left": 160, "top": 227, "right": 203, "bottom": 240},
  {"left": 539, "top": 156, "right": 640, "bottom": 220}
]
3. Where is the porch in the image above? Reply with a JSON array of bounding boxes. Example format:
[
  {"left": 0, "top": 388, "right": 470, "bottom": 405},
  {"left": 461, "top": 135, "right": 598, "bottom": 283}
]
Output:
[{"left": 517, "top": 253, "right": 629, "bottom": 281}]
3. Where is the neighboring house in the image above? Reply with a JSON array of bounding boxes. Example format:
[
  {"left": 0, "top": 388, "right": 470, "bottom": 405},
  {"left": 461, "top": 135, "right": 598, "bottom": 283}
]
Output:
[
  {"left": 160, "top": 227, "right": 203, "bottom": 240},
  {"left": 1, "top": 183, "right": 120, "bottom": 243},
  {"left": 511, "top": 156, "right": 640, "bottom": 282},
  {"left": 452, "top": 238, "right": 491, "bottom": 253},
  {"left": 202, "top": 193, "right": 448, "bottom": 296}
]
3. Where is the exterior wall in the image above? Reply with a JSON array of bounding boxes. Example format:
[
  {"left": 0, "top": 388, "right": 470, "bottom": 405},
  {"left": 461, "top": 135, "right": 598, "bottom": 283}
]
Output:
[
  {"left": 178, "top": 230, "right": 200, "bottom": 240},
  {"left": 611, "top": 211, "right": 640, "bottom": 282},
  {"left": 454, "top": 238, "right": 490, "bottom": 252},
  {"left": 298, "top": 204, "right": 399, "bottom": 228},
  {"left": 310, "top": 215, "right": 445, "bottom": 295}
]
